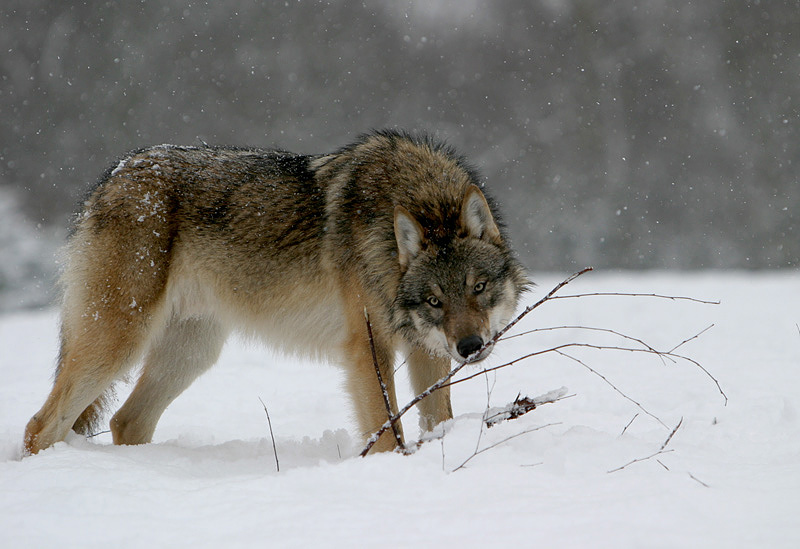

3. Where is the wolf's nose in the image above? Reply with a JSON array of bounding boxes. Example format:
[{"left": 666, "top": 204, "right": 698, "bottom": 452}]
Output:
[{"left": 457, "top": 335, "right": 484, "bottom": 359}]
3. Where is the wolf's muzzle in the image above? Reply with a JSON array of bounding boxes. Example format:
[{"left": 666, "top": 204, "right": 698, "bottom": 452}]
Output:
[{"left": 457, "top": 335, "right": 485, "bottom": 360}]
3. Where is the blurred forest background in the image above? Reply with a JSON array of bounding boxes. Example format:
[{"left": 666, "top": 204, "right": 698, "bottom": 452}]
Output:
[{"left": 1, "top": 0, "right": 798, "bottom": 310}]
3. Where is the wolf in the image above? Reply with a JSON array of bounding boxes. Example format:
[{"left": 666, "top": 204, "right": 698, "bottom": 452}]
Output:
[{"left": 23, "top": 130, "right": 529, "bottom": 455}]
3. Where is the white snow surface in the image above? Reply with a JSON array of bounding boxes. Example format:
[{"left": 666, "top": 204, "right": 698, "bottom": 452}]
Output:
[{"left": 2, "top": 271, "right": 799, "bottom": 548}]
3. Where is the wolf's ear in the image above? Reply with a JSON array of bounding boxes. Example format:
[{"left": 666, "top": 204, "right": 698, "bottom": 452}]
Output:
[
  {"left": 394, "top": 205, "right": 426, "bottom": 270},
  {"left": 460, "top": 184, "right": 502, "bottom": 244}
]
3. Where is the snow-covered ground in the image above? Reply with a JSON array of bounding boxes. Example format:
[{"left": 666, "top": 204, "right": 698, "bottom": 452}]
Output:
[{"left": 1, "top": 271, "right": 798, "bottom": 548}]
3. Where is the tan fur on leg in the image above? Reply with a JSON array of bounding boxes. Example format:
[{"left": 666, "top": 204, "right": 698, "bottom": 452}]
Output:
[
  {"left": 111, "top": 316, "right": 227, "bottom": 445},
  {"left": 406, "top": 349, "right": 453, "bottom": 433},
  {"left": 341, "top": 289, "right": 404, "bottom": 453}
]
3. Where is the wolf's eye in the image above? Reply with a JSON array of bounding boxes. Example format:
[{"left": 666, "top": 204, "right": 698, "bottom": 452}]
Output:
[
  {"left": 426, "top": 296, "right": 442, "bottom": 308},
  {"left": 473, "top": 281, "right": 486, "bottom": 294}
]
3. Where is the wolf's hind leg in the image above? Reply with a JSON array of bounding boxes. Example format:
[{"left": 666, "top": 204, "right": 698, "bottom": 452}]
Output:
[
  {"left": 111, "top": 316, "right": 227, "bottom": 445},
  {"left": 407, "top": 349, "right": 453, "bottom": 433},
  {"left": 23, "top": 315, "right": 153, "bottom": 455}
]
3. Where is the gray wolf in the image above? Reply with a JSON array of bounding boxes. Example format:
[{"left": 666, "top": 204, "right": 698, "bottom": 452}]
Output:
[{"left": 23, "top": 130, "right": 529, "bottom": 455}]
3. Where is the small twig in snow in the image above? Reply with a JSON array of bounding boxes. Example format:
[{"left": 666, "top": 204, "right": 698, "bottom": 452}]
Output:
[
  {"left": 660, "top": 417, "right": 683, "bottom": 451},
  {"left": 688, "top": 472, "right": 711, "bottom": 488},
  {"left": 470, "top": 371, "right": 496, "bottom": 462},
  {"left": 452, "top": 423, "right": 560, "bottom": 472},
  {"left": 258, "top": 397, "right": 280, "bottom": 473},
  {"left": 608, "top": 449, "right": 674, "bottom": 473},
  {"left": 620, "top": 414, "right": 639, "bottom": 437},
  {"left": 610, "top": 417, "right": 682, "bottom": 475}
]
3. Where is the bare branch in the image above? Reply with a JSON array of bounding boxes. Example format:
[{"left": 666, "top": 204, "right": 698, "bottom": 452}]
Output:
[
  {"left": 660, "top": 417, "right": 683, "bottom": 451},
  {"left": 364, "top": 309, "right": 404, "bottom": 452},
  {"left": 688, "top": 472, "right": 711, "bottom": 488},
  {"left": 608, "top": 449, "right": 674, "bottom": 473},
  {"left": 452, "top": 423, "right": 561, "bottom": 472},
  {"left": 501, "top": 324, "right": 673, "bottom": 366},
  {"left": 359, "top": 266, "right": 725, "bottom": 456},
  {"left": 549, "top": 292, "right": 720, "bottom": 305},
  {"left": 620, "top": 414, "right": 639, "bottom": 437},
  {"left": 258, "top": 397, "right": 280, "bottom": 473},
  {"left": 490, "top": 267, "right": 595, "bottom": 342},
  {"left": 669, "top": 324, "right": 715, "bottom": 354},
  {"left": 470, "top": 371, "right": 496, "bottom": 463},
  {"left": 665, "top": 350, "right": 728, "bottom": 405},
  {"left": 555, "top": 350, "right": 668, "bottom": 428},
  {"left": 440, "top": 340, "right": 727, "bottom": 406},
  {"left": 609, "top": 418, "right": 684, "bottom": 473}
]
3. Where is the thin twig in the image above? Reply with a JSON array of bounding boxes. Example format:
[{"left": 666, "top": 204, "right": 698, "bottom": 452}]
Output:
[
  {"left": 471, "top": 371, "right": 495, "bottom": 461},
  {"left": 669, "top": 324, "right": 715, "bottom": 354},
  {"left": 501, "top": 324, "right": 676, "bottom": 368},
  {"left": 688, "top": 472, "right": 711, "bottom": 488},
  {"left": 452, "top": 423, "right": 560, "bottom": 472},
  {"left": 620, "top": 414, "right": 639, "bottom": 437},
  {"left": 608, "top": 449, "right": 674, "bottom": 473},
  {"left": 258, "top": 397, "right": 280, "bottom": 473},
  {"left": 666, "top": 350, "right": 728, "bottom": 405},
  {"left": 393, "top": 357, "right": 408, "bottom": 376},
  {"left": 555, "top": 350, "right": 668, "bottom": 428},
  {"left": 660, "top": 417, "right": 683, "bottom": 451},
  {"left": 439, "top": 340, "right": 727, "bottom": 405},
  {"left": 364, "top": 309, "right": 404, "bottom": 451},
  {"left": 502, "top": 325, "right": 666, "bottom": 357},
  {"left": 549, "top": 292, "right": 720, "bottom": 305},
  {"left": 491, "top": 268, "right": 595, "bottom": 342}
]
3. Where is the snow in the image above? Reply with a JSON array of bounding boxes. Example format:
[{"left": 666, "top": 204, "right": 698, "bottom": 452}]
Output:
[{"left": 1, "top": 271, "right": 799, "bottom": 547}]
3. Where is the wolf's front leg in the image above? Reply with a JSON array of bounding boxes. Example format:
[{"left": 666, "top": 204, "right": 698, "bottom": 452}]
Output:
[
  {"left": 341, "top": 314, "right": 404, "bottom": 453},
  {"left": 407, "top": 349, "right": 453, "bottom": 433}
]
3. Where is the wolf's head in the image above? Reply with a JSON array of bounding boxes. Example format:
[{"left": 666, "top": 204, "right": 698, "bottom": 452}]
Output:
[{"left": 393, "top": 185, "right": 529, "bottom": 363}]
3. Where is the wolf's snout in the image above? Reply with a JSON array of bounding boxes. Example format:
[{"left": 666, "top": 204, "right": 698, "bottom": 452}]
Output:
[{"left": 457, "top": 335, "right": 484, "bottom": 359}]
